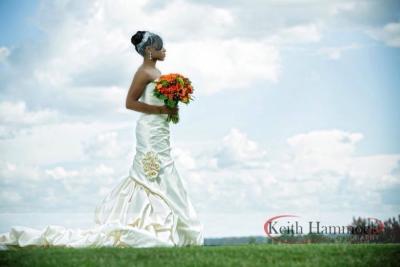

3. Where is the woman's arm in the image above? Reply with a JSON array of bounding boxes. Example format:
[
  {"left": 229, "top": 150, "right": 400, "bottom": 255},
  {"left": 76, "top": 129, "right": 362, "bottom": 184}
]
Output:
[
  {"left": 125, "top": 71, "right": 162, "bottom": 114},
  {"left": 127, "top": 99, "right": 162, "bottom": 114}
]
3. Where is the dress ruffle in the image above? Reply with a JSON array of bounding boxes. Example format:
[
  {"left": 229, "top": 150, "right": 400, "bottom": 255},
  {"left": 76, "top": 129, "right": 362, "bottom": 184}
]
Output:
[
  {"left": 94, "top": 172, "right": 180, "bottom": 247},
  {"left": 0, "top": 172, "right": 202, "bottom": 249}
]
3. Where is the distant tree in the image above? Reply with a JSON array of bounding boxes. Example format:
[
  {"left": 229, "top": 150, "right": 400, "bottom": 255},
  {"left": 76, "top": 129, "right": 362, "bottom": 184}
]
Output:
[
  {"left": 248, "top": 236, "right": 256, "bottom": 245},
  {"left": 349, "top": 214, "right": 400, "bottom": 243},
  {"left": 305, "top": 233, "right": 334, "bottom": 243},
  {"left": 378, "top": 214, "right": 400, "bottom": 243}
]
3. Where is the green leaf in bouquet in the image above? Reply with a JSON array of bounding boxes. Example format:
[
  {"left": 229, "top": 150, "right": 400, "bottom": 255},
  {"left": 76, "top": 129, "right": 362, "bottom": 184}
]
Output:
[
  {"left": 177, "top": 77, "right": 184, "bottom": 86},
  {"left": 166, "top": 99, "right": 176, "bottom": 107}
]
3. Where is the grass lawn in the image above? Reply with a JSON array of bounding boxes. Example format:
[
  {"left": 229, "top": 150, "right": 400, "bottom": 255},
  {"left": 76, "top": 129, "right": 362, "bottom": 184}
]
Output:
[{"left": 1, "top": 243, "right": 399, "bottom": 267}]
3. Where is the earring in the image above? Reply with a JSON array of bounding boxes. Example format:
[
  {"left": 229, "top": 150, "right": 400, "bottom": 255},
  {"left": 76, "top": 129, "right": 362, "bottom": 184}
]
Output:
[{"left": 149, "top": 52, "right": 152, "bottom": 61}]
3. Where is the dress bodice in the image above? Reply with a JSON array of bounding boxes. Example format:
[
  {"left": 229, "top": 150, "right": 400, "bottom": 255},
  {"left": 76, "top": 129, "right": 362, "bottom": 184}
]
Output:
[
  {"left": 139, "top": 81, "right": 164, "bottom": 106},
  {"left": 137, "top": 81, "right": 168, "bottom": 122},
  {"left": 139, "top": 81, "right": 168, "bottom": 120}
]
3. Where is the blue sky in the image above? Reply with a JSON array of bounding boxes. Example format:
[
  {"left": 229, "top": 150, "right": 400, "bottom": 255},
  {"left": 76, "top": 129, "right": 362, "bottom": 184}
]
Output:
[
  {"left": 0, "top": 0, "right": 399, "bottom": 238},
  {"left": 0, "top": 0, "right": 43, "bottom": 45}
]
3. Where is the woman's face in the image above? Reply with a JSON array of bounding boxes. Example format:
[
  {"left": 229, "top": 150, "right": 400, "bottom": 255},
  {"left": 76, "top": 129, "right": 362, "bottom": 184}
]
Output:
[{"left": 149, "top": 46, "right": 166, "bottom": 61}]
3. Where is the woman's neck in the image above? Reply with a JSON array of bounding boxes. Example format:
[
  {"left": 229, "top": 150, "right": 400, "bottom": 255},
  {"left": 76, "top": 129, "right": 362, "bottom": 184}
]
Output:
[{"left": 143, "top": 57, "right": 156, "bottom": 68}]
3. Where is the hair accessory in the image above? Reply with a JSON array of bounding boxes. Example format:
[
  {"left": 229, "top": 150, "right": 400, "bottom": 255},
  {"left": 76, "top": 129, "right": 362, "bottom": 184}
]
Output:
[{"left": 137, "top": 31, "right": 152, "bottom": 55}]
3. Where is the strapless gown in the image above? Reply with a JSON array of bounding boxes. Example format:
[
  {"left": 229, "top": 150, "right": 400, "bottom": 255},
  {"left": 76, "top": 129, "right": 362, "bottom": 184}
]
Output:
[{"left": 0, "top": 81, "right": 204, "bottom": 249}]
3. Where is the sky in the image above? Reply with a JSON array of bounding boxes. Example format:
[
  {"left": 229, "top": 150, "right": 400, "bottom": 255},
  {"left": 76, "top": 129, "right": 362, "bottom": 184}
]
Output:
[{"left": 0, "top": 0, "right": 399, "bottom": 238}]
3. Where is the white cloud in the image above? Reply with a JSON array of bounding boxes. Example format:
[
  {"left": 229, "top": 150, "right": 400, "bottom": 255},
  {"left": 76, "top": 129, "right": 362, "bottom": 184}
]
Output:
[
  {"left": 45, "top": 166, "right": 79, "bottom": 181},
  {"left": 329, "top": 2, "right": 356, "bottom": 16},
  {"left": 0, "top": 191, "right": 22, "bottom": 203},
  {"left": 164, "top": 39, "right": 281, "bottom": 95},
  {"left": 176, "top": 128, "right": 400, "bottom": 217},
  {"left": 0, "top": 0, "right": 284, "bottom": 117},
  {"left": 6, "top": 0, "right": 388, "bottom": 104},
  {"left": 26, "top": 0, "right": 238, "bottom": 94},
  {"left": 0, "top": 161, "right": 42, "bottom": 182},
  {"left": 0, "top": 121, "right": 131, "bottom": 165},
  {"left": 266, "top": 23, "right": 323, "bottom": 45},
  {"left": 147, "top": 0, "right": 235, "bottom": 40},
  {"left": 172, "top": 146, "right": 197, "bottom": 170},
  {"left": 366, "top": 22, "right": 400, "bottom": 48},
  {"left": 0, "top": 159, "right": 122, "bottom": 212},
  {"left": 317, "top": 43, "right": 360, "bottom": 60},
  {"left": 348, "top": 155, "right": 400, "bottom": 191},
  {"left": 82, "top": 131, "right": 127, "bottom": 160},
  {"left": 0, "top": 47, "right": 11, "bottom": 63},
  {"left": 0, "top": 100, "right": 61, "bottom": 139},
  {"left": 214, "top": 128, "right": 268, "bottom": 168},
  {"left": 59, "top": 85, "right": 133, "bottom": 116},
  {"left": 45, "top": 163, "right": 116, "bottom": 193},
  {"left": 0, "top": 100, "right": 59, "bottom": 125},
  {"left": 286, "top": 129, "right": 363, "bottom": 174}
]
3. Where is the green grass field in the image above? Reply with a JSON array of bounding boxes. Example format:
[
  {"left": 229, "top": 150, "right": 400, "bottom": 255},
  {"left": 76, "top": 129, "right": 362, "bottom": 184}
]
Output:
[{"left": 1, "top": 243, "right": 399, "bottom": 267}]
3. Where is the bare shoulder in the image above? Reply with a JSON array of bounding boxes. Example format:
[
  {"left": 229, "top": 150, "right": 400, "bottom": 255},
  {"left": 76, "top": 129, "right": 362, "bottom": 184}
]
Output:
[
  {"left": 134, "top": 66, "right": 153, "bottom": 84},
  {"left": 136, "top": 66, "right": 162, "bottom": 81}
]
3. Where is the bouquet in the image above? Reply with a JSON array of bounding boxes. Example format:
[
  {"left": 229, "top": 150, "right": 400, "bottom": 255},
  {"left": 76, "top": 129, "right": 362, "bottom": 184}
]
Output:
[{"left": 152, "top": 73, "right": 195, "bottom": 124}]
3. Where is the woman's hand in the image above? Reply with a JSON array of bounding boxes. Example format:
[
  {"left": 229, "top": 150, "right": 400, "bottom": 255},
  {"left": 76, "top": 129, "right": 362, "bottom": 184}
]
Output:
[{"left": 159, "top": 105, "right": 179, "bottom": 115}]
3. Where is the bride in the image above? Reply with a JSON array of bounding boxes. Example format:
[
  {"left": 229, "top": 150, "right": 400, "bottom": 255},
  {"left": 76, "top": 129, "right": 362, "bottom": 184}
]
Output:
[{"left": 0, "top": 30, "right": 204, "bottom": 249}]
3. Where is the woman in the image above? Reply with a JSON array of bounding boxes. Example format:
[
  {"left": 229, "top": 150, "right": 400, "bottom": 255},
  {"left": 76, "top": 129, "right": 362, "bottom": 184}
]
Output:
[{"left": 0, "top": 31, "right": 204, "bottom": 249}]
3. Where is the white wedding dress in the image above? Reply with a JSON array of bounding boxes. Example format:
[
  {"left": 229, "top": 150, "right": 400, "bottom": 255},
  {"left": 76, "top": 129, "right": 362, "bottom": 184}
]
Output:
[{"left": 0, "top": 81, "right": 204, "bottom": 249}]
